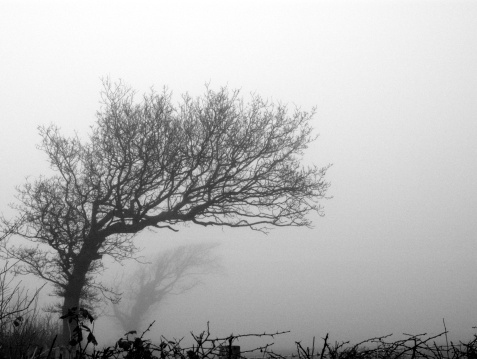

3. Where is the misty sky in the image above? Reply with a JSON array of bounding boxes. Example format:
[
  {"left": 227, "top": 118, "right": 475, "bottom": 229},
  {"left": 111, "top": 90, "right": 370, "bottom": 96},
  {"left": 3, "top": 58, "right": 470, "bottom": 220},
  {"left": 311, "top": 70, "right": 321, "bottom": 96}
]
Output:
[{"left": 1, "top": 0, "right": 477, "bottom": 350}]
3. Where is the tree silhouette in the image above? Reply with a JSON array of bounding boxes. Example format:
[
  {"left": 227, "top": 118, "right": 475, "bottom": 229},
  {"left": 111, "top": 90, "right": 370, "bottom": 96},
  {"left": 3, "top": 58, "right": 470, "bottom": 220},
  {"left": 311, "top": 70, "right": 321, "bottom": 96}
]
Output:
[
  {"left": 112, "top": 243, "right": 220, "bottom": 333},
  {"left": 1, "top": 79, "right": 331, "bottom": 344}
]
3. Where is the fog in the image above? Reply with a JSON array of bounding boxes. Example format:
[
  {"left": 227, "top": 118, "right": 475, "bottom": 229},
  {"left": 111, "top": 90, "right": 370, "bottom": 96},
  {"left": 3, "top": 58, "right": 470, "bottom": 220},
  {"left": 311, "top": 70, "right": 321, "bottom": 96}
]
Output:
[{"left": 1, "top": 0, "right": 477, "bottom": 352}]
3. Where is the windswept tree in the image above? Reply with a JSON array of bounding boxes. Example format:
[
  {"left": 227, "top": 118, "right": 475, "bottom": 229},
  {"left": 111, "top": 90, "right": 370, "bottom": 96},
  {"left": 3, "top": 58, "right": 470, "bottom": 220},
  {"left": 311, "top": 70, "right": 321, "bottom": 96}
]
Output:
[
  {"left": 112, "top": 243, "right": 221, "bottom": 333},
  {"left": 0, "top": 79, "right": 330, "bottom": 344}
]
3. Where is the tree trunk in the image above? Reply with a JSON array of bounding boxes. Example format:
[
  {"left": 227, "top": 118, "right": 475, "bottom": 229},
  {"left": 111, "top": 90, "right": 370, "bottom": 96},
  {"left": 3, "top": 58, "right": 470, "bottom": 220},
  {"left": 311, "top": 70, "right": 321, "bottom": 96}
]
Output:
[
  {"left": 60, "top": 251, "right": 95, "bottom": 346},
  {"left": 61, "top": 292, "right": 81, "bottom": 347}
]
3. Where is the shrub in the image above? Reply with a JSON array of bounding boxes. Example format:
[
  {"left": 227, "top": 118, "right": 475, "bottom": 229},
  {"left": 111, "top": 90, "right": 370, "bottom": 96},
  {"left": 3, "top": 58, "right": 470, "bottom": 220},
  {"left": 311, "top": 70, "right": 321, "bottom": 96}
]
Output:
[{"left": 0, "top": 261, "right": 57, "bottom": 359}]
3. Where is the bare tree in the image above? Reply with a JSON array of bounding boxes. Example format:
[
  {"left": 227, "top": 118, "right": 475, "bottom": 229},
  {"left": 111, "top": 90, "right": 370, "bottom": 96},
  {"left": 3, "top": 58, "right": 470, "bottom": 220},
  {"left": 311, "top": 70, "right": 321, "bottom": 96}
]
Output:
[
  {"left": 112, "top": 243, "right": 220, "bottom": 333},
  {"left": 0, "top": 261, "right": 43, "bottom": 324},
  {"left": 0, "top": 79, "right": 331, "bottom": 344}
]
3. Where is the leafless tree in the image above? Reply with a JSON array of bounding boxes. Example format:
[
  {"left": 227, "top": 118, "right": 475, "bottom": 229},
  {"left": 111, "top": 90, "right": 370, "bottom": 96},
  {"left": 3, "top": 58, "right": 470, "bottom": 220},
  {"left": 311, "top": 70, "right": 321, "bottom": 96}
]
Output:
[
  {"left": 112, "top": 242, "right": 220, "bottom": 333},
  {"left": 0, "top": 78, "right": 331, "bottom": 344},
  {"left": 0, "top": 261, "right": 43, "bottom": 324}
]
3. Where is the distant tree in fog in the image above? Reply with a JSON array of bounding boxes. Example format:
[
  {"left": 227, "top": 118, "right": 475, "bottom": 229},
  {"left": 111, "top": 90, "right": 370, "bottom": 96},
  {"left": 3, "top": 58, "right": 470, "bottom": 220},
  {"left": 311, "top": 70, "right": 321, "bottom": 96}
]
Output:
[
  {"left": 112, "top": 243, "right": 220, "bottom": 332},
  {"left": 0, "top": 78, "right": 330, "bottom": 345}
]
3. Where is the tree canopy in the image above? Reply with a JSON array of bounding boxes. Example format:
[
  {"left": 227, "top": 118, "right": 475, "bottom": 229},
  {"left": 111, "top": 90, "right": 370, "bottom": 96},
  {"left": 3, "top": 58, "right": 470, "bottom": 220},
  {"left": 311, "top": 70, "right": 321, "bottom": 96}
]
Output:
[
  {"left": 1, "top": 79, "right": 330, "bottom": 344},
  {"left": 112, "top": 243, "right": 220, "bottom": 333}
]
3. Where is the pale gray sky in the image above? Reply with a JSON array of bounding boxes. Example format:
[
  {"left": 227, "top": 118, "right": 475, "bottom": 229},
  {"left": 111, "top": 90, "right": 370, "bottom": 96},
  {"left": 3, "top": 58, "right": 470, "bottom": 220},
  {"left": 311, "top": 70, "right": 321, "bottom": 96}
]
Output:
[{"left": 1, "top": 0, "right": 477, "bottom": 349}]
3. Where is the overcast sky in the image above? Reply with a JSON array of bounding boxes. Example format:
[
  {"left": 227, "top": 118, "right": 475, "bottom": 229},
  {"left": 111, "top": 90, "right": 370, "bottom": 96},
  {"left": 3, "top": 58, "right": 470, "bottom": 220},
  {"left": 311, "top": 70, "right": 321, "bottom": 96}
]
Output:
[{"left": 1, "top": 0, "right": 477, "bottom": 350}]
